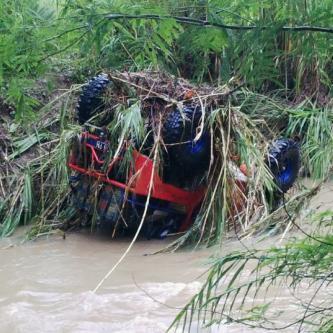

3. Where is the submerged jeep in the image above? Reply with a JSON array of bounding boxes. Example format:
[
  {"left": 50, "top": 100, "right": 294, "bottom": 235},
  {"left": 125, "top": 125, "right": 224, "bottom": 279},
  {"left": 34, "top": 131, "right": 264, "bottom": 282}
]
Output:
[{"left": 68, "top": 73, "right": 301, "bottom": 238}]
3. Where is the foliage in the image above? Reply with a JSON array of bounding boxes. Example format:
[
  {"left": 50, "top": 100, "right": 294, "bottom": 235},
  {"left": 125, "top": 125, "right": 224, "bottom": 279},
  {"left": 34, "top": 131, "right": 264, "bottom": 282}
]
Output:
[
  {"left": 0, "top": 85, "right": 81, "bottom": 237},
  {"left": 171, "top": 209, "right": 333, "bottom": 332},
  {"left": 1, "top": 0, "right": 332, "bottom": 117},
  {"left": 234, "top": 91, "right": 333, "bottom": 179},
  {"left": 0, "top": 0, "right": 58, "bottom": 120}
]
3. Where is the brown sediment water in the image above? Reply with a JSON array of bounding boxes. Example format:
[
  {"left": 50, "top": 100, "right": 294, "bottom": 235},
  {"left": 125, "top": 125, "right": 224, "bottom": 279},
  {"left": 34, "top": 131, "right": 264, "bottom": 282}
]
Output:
[{"left": 0, "top": 180, "right": 332, "bottom": 333}]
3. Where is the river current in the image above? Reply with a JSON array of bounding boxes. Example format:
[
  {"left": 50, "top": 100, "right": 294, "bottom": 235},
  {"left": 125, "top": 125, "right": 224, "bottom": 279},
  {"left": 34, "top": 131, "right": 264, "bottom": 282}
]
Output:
[{"left": 0, "top": 180, "right": 332, "bottom": 333}]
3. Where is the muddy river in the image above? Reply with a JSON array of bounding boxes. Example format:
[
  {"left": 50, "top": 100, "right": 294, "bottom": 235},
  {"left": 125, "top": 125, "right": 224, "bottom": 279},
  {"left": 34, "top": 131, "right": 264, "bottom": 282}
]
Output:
[{"left": 0, "top": 180, "right": 332, "bottom": 333}]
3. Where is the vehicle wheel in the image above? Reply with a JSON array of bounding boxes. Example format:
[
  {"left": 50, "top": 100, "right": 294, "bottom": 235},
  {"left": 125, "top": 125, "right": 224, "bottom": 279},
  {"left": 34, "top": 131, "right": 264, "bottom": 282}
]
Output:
[
  {"left": 77, "top": 73, "right": 111, "bottom": 124},
  {"left": 267, "top": 138, "right": 301, "bottom": 193},
  {"left": 97, "top": 186, "right": 124, "bottom": 226},
  {"left": 162, "top": 106, "right": 210, "bottom": 185},
  {"left": 69, "top": 174, "right": 93, "bottom": 212}
]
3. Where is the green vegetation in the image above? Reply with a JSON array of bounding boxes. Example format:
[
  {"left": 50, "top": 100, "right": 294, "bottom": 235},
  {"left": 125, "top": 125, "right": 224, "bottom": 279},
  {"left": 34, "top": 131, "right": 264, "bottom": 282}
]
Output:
[
  {"left": 1, "top": 0, "right": 332, "bottom": 109},
  {"left": 171, "top": 208, "right": 333, "bottom": 332},
  {"left": 0, "top": 0, "right": 332, "bottom": 331}
]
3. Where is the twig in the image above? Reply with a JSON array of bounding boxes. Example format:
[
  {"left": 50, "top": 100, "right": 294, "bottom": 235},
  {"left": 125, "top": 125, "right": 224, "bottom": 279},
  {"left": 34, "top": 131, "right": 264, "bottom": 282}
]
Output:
[
  {"left": 38, "top": 17, "right": 105, "bottom": 63},
  {"left": 297, "top": 271, "right": 333, "bottom": 333},
  {"left": 107, "top": 73, "right": 178, "bottom": 105},
  {"left": 42, "top": 24, "right": 89, "bottom": 43},
  {"left": 282, "top": 193, "right": 333, "bottom": 247}
]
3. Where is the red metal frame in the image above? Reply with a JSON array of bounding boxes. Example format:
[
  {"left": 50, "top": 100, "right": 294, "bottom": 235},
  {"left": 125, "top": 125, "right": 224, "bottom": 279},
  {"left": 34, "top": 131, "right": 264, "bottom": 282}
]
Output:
[{"left": 68, "top": 132, "right": 206, "bottom": 231}]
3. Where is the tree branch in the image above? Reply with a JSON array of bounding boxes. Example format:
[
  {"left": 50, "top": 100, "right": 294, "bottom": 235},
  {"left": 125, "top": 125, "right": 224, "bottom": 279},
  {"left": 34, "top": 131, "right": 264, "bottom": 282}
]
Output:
[{"left": 106, "top": 14, "right": 333, "bottom": 33}]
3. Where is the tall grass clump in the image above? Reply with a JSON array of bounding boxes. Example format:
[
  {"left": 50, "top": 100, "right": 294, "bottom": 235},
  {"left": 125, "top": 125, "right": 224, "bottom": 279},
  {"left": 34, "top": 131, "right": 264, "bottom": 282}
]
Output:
[{"left": 0, "top": 86, "right": 81, "bottom": 237}]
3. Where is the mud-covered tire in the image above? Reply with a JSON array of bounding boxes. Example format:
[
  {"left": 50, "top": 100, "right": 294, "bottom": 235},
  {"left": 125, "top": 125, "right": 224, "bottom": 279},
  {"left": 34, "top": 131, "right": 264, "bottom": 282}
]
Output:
[
  {"left": 77, "top": 73, "right": 111, "bottom": 124},
  {"left": 162, "top": 106, "right": 210, "bottom": 184},
  {"left": 70, "top": 175, "right": 124, "bottom": 228},
  {"left": 97, "top": 185, "right": 123, "bottom": 226},
  {"left": 267, "top": 138, "right": 300, "bottom": 193},
  {"left": 69, "top": 174, "right": 92, "bottom": 212}
]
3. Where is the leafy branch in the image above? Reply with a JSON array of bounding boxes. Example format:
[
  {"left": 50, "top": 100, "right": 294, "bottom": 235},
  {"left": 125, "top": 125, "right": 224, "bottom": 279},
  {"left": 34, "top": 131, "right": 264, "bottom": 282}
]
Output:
[{"left": 106, "top": 14, "right": 333, "bottom": 33}]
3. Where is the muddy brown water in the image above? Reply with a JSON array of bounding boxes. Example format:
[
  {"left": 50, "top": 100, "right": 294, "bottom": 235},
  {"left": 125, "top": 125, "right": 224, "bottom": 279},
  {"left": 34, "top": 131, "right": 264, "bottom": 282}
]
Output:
[{"left": 0, "top": 180, "right": 332, "bottom": 333}]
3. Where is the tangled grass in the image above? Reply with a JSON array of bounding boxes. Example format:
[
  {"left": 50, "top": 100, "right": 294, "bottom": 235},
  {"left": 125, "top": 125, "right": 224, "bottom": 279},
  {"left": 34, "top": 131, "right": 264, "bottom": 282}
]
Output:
[
  {"left": 1, "top": 71, "right": 331, "bottom": 242},
  {"left": 0, "top": 82, "right": 81, "bottom": 237}
]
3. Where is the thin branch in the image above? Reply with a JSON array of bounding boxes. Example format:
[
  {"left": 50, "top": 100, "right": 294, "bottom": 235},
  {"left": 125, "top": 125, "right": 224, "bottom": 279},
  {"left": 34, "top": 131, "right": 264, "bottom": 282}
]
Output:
[
  {"left": 298, "top": 271, "right": 333, "bottom": 333},
  {"left": 282, "top": 191, "right": 333, "bottom": 247},
  {"left": 42, "top": 24, "right": 89, "bottom": 43},
  {"left": 106, "top": 14, "right": 333, "bottom": 33},
  {"left": 38, "top": 17, "right": 105, "bottom": 63},
  {"left": 38, "top": 31, "right": 87, "bottom": 63}
]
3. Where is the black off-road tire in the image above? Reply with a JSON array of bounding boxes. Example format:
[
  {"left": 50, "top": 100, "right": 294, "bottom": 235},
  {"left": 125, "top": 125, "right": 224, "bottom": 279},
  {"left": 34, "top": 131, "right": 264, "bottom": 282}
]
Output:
[
  {"left": 77, "top": 73, "right": 111, "bottom": 124},
  {"left": 267, "top": 138, "right": 301, "bottom": 193},
  {"left": 162, "top": 106, "right": 210, "bottom": 185}
]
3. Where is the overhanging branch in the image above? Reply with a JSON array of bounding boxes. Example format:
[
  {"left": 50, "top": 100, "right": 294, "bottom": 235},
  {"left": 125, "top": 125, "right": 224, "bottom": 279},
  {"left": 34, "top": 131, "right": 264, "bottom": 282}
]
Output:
[{"left": 106, "top": 14, "right": 333, "bottom": 33}]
